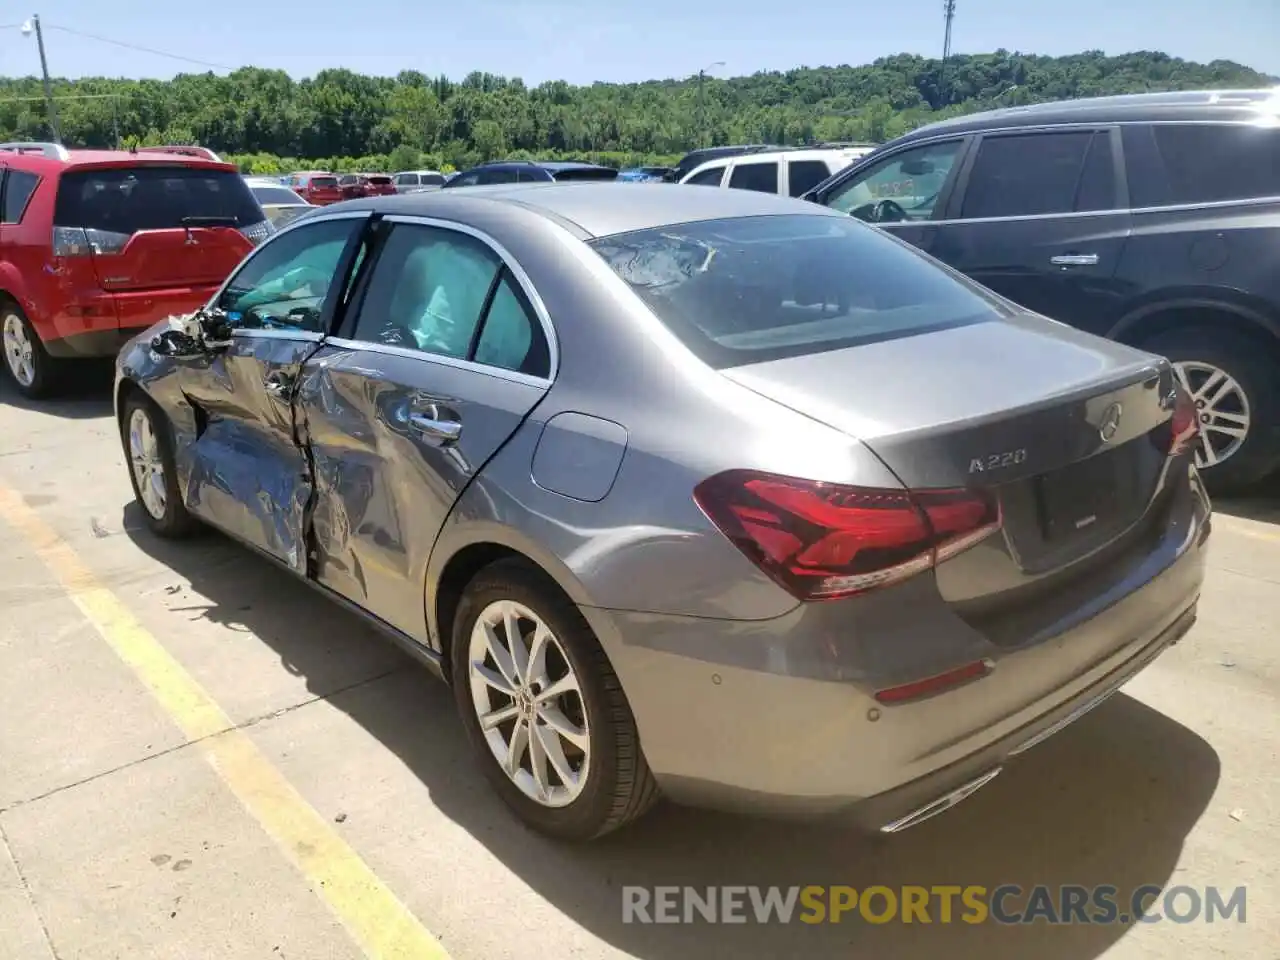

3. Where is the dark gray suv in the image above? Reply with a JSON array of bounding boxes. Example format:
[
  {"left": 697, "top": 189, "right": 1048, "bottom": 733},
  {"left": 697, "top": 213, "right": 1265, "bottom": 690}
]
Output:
[{"left": 807, "top": 88, "right": 1280, "bottom": 494}]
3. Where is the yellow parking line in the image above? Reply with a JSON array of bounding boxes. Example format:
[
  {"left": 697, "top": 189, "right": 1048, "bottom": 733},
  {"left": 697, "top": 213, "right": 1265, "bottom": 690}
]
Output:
[
  {"left": 1213, "top": 513, "right": 1280, "bottom": 544},
  {"left": 0, "top": 485, "right": 449, "bottom": 960}
]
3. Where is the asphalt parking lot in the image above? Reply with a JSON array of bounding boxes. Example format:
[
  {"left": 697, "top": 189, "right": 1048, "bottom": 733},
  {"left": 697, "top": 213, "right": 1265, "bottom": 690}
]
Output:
[{"left": 0, "top": 367, "right": 1276, "bottom": 960}]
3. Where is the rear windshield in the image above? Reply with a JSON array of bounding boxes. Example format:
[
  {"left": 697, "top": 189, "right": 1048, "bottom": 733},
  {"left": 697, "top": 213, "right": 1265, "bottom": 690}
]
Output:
[
  {"left": 590, "top": 214, "right": 1005, "bottom": 368},
  {"left": 367, "top": 175, "right": 392, "bottom": 185},
  {"left": 311, "top": 176, "right": 338, "bottom": 188},
  {"left": 56, "top": 166, "right": 265, "bottom": 233},
  {"left": 552, "top": 167, "right": 618, "bottom": 181},
  {"left": 252, "top": 186, "right": 306, "bottom": 206}
]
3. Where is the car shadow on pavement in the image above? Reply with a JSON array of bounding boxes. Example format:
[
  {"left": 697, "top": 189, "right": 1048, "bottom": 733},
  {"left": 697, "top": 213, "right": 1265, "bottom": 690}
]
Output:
[
  {"left": 1213, "top": 487, "right": 1280, "bottom": 525},
  {"left": 0, "top": 361, "right": 115, "bottom": 420},
  {"left": 123, "top": 512, "right": 1222, "bottom": 960}
]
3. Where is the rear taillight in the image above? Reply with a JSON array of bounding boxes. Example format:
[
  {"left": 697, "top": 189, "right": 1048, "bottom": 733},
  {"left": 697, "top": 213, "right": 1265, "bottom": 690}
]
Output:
[
  {"left": 693, "top": 470, "right": 1001, "bottom": 601},
  {"left": 1169, "top": 385, "right": 1200, "bottom": 457},
  {"left": 52, "top": 226, "right": 130, "bottom": 257},
  {"left": 239, "top": 220, "right": 274, "bottom": 246}
]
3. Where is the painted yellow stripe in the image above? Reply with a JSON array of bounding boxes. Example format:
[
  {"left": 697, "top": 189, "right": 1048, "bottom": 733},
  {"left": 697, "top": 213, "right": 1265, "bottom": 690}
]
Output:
[
  {"left": 0, "top": 485, "right": 449, "bottom": 960},
  {"left": 1213, "top": 512, "right": 1280, "bottom": 544}
]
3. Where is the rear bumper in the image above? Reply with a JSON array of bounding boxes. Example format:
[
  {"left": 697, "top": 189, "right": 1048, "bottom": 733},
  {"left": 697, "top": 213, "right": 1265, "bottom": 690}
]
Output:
[
  {"left": 584, "top": 465, "right": 1210, "bottom": 825},
  {"left": 43, "top": 287, "right": 219, "bottom": 358}
]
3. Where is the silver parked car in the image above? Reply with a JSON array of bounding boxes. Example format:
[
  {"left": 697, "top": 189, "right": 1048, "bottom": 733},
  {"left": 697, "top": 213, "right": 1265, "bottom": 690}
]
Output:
[{"left": 114, "top": 184, "right": 1211, "bottom": 841}]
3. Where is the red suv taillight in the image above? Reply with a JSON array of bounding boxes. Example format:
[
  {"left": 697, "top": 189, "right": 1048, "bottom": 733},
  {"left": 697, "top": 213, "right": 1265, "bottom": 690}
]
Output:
[
  {"left": 693, "top": 470, "right": 1001, "bottom": 601},
  {"left": 1169, "top": 385, "right": 1201, "bottom": 457},
  {"left": 52, "top": 226, "right": 130, "bottom": 257}
]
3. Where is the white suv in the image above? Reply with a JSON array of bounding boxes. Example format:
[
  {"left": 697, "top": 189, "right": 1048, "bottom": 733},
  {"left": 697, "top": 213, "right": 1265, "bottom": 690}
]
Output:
[{"left": 678, "top": 145, "right": 876, "bottom": 197}]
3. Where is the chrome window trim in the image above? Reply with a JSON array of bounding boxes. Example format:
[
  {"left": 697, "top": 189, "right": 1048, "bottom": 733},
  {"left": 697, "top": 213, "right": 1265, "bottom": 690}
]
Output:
[
  {"left": 323, "top": 335, "right": 552, "bottom": 388},
  {"left": 346, "top": 212, "right": 559, "bottom": 381},
  {"left": 232, "top": 328, "right": 324, "bottom": 343}
]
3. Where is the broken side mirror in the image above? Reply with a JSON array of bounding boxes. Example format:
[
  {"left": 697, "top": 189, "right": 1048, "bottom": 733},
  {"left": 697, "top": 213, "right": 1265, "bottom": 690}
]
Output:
[{"left": 198, "top": 307, "right": 235, "bottom": 351}]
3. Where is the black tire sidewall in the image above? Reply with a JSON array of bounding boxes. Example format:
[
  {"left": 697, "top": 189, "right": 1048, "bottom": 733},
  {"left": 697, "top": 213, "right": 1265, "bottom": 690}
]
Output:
[
  {"left": 1143, "top": 327, "right": 1280, "bottom": 494},
  {"left": 120, "top": 394, "right": 194, "bottom": 537},
  {"left": 450, "top": 562, "right": 628, "bottom": 840}
]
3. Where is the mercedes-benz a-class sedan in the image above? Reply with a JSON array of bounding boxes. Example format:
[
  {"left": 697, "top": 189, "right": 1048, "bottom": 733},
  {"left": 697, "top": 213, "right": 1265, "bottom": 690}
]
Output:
[{"left": 114, "top": 184, "right": 1211, "bottom": 841}]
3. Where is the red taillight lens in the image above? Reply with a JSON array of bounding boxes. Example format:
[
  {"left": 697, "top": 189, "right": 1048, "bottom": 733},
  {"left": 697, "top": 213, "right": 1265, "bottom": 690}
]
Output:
[
  {"left": 693, "top": 470, "right": 1001, "bottom": 601},
  {"left": 1168, "top": 385, "right": 1200, "bottom": 457},
  {"left": 52, "top": 226, "right": 130, "bottom": 257}
]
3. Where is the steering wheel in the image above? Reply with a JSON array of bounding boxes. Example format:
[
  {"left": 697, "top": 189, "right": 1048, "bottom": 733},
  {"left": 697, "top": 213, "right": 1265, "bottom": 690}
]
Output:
[{"left": 871, "top": 199, "right": 909, "bottom": 223}]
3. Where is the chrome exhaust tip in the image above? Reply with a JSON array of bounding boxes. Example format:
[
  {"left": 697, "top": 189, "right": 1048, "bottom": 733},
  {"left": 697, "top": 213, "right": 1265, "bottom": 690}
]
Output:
[{"left": 879, "top": 768, "right": 1001, "bottom": 833}]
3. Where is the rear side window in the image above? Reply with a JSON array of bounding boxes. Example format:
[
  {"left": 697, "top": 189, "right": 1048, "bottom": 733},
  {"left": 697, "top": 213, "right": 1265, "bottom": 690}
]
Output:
[
  {"left": 55, "top": 166, "right": 265, "bottom": 233},
  {"left": 685, "top": 166, "right": 725, "bottom": 186},
  {"left": 591, "top": 214, "right": 1004, "bottom": 368},
  {"left": 788, "top": 160, "right": 832, "bottom": 197},
  {"left": 729, "top": 162, "right": 778, "bottom": 193},
  {"left": 1125, "top": 123, "right": 1280, "bottom": 206},
  {"left": 961, "top": 132, "right": 1095, "bottom": 218},
  {"left": 2, "top": 170, "right": 39, "bottom": 223},
  {"left": 419, "top": 173, "right": 445, "bottom": 186}
]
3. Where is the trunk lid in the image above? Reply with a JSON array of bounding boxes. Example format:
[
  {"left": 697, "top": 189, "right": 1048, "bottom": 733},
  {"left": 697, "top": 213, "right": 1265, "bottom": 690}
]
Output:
[
  {"left": 54, "top": 165, "right": 261, "bottom": 292},
  {"left": 721, "top": 315, "right": 1179, "bottom": 591}
]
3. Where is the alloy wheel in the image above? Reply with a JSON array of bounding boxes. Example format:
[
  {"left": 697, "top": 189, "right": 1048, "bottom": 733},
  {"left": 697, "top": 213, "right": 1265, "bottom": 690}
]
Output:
[
  {"left": 2, "top": 313, "right": 35, "bottom": 388},
  {"left": 128, "top": 407, "right": 168, "bottom": 520},
  {"left": 467, "top": 599, "right": 591, "bottom": 808},
  {"left": 1173, "top": 360, "right": 1252, "bottom": 468}
]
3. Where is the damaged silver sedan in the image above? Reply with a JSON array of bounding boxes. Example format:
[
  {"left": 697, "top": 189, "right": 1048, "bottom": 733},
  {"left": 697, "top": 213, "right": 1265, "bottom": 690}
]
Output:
[{"left": 115, "top": 184, "right": 1209, "bottom": 842}]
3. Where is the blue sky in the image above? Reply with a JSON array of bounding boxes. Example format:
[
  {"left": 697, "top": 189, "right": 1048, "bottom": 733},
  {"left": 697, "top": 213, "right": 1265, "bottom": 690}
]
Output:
[{"left": 1, "top": 0, "right": 1276, "bottom": 84}]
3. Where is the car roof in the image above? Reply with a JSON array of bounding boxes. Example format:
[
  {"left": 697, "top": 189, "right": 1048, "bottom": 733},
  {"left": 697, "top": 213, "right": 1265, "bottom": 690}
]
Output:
[
  {"left": 323, "top": 181, "right": 843, "bottom": 238},
  {"left": 0, "top": 145, "right": 236, "bottom": 174},
  {"left": 894, "top": 87, "right": 1280, "bottom": 144}
]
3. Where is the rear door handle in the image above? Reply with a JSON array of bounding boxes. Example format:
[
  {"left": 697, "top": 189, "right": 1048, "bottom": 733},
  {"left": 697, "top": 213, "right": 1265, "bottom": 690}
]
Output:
[
  {"left": 1050, "top": 253, "right": 1099, "bottom": 266},
  {"left": 408, "top": 408, "right": 462, "bottom": 445}
]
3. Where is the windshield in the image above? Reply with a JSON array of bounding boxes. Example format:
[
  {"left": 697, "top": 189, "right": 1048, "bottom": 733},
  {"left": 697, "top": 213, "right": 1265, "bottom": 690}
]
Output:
[
  {"left": 252, "top": 185, "right": 306, "bottom": 206},
  {"left": 590, "top": 214, "right": 1005, "bottom": 368},
  {"left": 55, "top": 166, "right": 265, "bottom": 232}
]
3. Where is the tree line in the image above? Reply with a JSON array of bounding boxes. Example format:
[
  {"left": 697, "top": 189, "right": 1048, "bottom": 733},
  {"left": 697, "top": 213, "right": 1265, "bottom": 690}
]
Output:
[{"left": 0, "top": 50, "right": 1272, "bottom": 173}]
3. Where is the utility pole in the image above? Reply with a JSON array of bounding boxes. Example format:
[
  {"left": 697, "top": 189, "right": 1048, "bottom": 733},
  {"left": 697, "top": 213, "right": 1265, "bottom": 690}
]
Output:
[
  {"left": 941, "top": 0, "right": 956, "bottom": 106},
  {"left": 23, "top": 15, "right": 61, "bottom": 143},
  {"left": 695, "top": 61, "right": 725, "bottom": 149}
]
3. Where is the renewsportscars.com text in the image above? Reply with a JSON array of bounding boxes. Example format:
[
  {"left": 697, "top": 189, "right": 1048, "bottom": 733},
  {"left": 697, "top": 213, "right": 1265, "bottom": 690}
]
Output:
[{"left": 621, "top": 884, "right": 1247, "bottom": 925}]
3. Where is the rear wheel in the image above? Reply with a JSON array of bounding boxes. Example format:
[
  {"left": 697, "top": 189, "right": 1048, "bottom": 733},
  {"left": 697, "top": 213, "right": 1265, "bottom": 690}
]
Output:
[
  {"left": 120, "top": 392, "right": 199, "bottom": 538},
  {"left": 1, "top": 303, "right": 65, "bottom": 399},
  {"left": 451, "top": 559, "right": 659, "bottom": 841},
  {"left": 1141, "top": 327, "right": 1280, "bottom": 495}
]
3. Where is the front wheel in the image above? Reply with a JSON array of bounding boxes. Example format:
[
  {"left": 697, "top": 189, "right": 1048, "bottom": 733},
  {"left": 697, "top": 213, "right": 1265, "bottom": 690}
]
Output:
[
  {"left": 451, "top": 559, "right": 659, "bottom": 841},
  {"left": 120, "top": 393, "right": 200, "bottom": 538},
  {"left": 1143, "top": 327, "right": 1280, "bottom": 495}
]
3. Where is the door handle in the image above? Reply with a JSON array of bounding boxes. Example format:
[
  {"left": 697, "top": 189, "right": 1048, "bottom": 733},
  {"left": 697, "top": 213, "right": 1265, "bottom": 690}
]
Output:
[
  {"left": 408, "top": 410, "right": 462, "bottom": 445},
  {"left": 264, "top": 371, "right": 294, "bottom": 396},
  {"left": 1050, "top": 253, "right": 1099, "bottom": 266}
]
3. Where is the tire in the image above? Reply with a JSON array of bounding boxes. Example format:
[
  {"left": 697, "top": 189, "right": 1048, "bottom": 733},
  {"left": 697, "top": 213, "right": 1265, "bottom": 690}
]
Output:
[
  {"left": 450, "top": 558, "right": 659, "bottom": 841},
  {"left": 1141, "top": 326, "right": 1280, "bottom": 496},
  {"left": 119, "top": 392, "right": 200, "bottom": 538},
  {"left": 1, "top": 301, "right": 65, "bottom": 399}
]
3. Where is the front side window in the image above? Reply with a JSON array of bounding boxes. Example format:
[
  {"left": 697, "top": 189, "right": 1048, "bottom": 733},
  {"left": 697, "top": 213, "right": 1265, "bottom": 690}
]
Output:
[
  {"left": 351, "top": 223, "right": 549, "bottom": 375},
  {"left": 591, "top": 213, "right": 1004, "bottom": 369},
  {"left": 728, "top": 162, "right": 779, "bottom": 194},
  {"left": 960, "top": 131, "right": 1095, "bottom": 219},
  {"left": 1126, "top": 123, "right": 1280, "bottom": 206},
  {"left": 685, "top": 166, "right": 726, "bottom": 187},
  {"left": 825, "top": 140, "right": 962, "bottom": 222},
  {"left": 2, "top": 170, "right": 39, "bottom": 223},
  {"left": 217, "top": 218, "right": 361, "bottom": 332},
  {"left": 787, "top": 159, "right": 832, "bottom": 197}
]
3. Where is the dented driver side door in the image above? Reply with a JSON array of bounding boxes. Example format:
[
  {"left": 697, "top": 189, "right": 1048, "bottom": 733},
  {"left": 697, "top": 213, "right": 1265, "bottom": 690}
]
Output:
[
  {"left": 179, "top": 213, "right": 369, "bottom": 571},
  {"left": 294, "top": 216, "right": 555, "bottom": 643}
]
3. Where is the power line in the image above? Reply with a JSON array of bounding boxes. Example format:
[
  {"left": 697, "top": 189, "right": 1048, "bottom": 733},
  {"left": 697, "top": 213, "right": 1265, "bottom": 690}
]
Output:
[{"left": 43, "top": 24, "right": 233, "bottom": 72}]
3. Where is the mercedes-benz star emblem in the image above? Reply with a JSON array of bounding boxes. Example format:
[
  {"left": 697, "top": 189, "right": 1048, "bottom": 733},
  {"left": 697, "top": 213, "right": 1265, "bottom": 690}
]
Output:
[{"left": 1099, "top": 402, "right": 1123, "bottom": 443}]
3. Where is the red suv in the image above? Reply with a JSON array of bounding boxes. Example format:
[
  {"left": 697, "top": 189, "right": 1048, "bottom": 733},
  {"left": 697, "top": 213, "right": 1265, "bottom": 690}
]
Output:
[
  {"left": 0, "top": 141, "right": 271, "bottom": 398},
  {"left": 337, "top": 173, "right": 396, "bottom": 200},
  {"left": 289, "top": 172, "right": 343, "bottom": 205}
]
